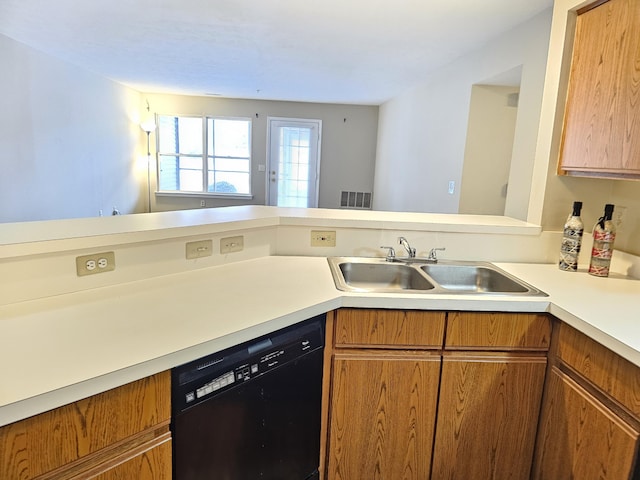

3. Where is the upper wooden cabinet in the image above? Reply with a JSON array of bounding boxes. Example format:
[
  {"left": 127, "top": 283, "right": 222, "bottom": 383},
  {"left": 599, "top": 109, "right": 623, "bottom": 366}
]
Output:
[{"left": 558, "top": 0, "right": 640, "bottom": 178}]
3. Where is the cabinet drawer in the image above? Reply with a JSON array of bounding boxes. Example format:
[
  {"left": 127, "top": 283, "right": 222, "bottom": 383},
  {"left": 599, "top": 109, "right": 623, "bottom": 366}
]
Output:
[
  {"left": 334, "top": 308, "right": 445, "bottom": 349},
  {"left": 555, "top": 322, "right": 640, "bottom": 417},
  {"left": 445, "top": 312, "right": 551, "bottom": 351}
]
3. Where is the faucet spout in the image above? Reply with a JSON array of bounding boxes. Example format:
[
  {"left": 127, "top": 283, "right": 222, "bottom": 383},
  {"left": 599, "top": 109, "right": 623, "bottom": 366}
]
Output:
[{"left": 398, "top": 237, "right": 416, "bottom": 258}]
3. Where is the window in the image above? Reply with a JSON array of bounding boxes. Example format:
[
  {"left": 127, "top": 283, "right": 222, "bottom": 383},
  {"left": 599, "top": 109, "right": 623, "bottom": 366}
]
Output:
[{"left": 157, "top": 115, "right": 251, "bottom": 195}]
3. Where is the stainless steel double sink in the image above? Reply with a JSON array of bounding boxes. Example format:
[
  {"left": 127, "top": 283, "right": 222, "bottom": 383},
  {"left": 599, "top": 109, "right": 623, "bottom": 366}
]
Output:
[{"left": 328, "top": 257, "right": 546, "bottom": 296}]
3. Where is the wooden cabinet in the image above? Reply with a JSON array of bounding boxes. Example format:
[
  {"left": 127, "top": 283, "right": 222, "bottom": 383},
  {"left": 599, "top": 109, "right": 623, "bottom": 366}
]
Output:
[
  {"left": 325, "top": 309, "right": 445, "bottom": 479},
  {"left": 0, "top": 371, "right": 171, "bottom": 480},
  {"left": 532, "top": 322, "right": 640, "bottom": 480},
  {"left": 323, "top": 309, "right": 551, "bottom": 480},
  {"left": 333, "top": 308, "right": 445, "bottom": 349},
  {"left": 431, "top": 312, "right": 550, "bottom": 479},
  {"left": 558, "top": 0, "right": 640, "bottom": 178},
  {"left": 327, "top": 351, "right": 441, "bottom": 479},
  {"left": 533, "top": 367, "right": 639, "bottom": 479}
]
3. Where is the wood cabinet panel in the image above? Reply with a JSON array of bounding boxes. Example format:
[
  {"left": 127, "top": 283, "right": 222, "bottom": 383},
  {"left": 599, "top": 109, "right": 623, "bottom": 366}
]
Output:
[
  {"left": 334, "top": 308, "right": 445, "bottom": 349},
  {"left": 445, "top": 312, "right": 551, "bottom": 351},
  {"left": 532, "top": 366, "right": 639, "bottom": 480},
  {"left": 559, "top": 0, "right": 640, "bottom": 177},
  {"left": 431, "top": 353, "right": 547, "bottom": 479},
  {"left": 92, "top": 438, "right": 172, "bottom": 480},
  {"left": 555, "top": 322, "right": 640, "bottom": 417},
  {"left": 326, "top": 351, "right": 441, "bottom": 480},
  {"left": 0, "top": 371, "right": 170, "bottom": 479}
]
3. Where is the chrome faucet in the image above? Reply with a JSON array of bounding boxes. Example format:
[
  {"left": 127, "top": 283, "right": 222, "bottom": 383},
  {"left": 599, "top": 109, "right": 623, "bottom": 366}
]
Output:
[{"left": 398, "top": 237, "right": 416, "bottom": 258}]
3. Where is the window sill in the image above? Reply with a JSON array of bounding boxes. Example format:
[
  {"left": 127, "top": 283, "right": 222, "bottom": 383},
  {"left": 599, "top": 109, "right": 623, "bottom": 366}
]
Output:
[{"left": 155, "top": 191, "right": 253, "bottom": 201}]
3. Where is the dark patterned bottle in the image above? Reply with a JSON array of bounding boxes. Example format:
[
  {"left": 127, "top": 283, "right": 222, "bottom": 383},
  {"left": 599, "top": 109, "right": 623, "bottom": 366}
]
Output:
[
  {"left": 559, "top": 201, "right": 583, "bottom": 271},
  {"left": 588, "top": 204, "right": 616, "bottom": 277}
]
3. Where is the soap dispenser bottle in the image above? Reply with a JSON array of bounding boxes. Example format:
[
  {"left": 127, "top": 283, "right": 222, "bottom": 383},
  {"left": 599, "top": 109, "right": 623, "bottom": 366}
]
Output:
[
  {"left": 588, "top": 204, "right": 616, "bottom": 277},
  {"left": 559, "top": 201, "right": 584, "bottom": 272}
]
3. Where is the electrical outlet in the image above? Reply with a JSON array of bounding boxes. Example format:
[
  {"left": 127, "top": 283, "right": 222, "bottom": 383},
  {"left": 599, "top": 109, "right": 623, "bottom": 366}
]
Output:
[
  {"left": 186, "top": 240, "right": 213, "bottom": 259},
  {"left": 200, "top": 200, "right": 206, "bottom": 207},
  {"left": 76, "top": 252, "right": 116, "bottom": 276},
  {"left": 220, "top": 235, "right": 244, "bottom": 254},
  {"left": 311, "top": 230, "right": 336, "bottom": 247},
  {"left": 614, "top": 205, "right": 627, "bottom": 230}
]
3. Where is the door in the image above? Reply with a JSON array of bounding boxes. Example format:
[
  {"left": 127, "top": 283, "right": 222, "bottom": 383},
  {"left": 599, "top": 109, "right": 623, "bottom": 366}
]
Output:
[
  {"left": 531, "top": 367, "right": 640, "bottom": 480},
  {"left": 431, "top": 353, "right": 547, "bottom": 479},
  {"left": 267, "top": 118, "right": 321, "bottom": 207},
  {"left": 326, "top": 352, "right": 440, "bottom": 479}
]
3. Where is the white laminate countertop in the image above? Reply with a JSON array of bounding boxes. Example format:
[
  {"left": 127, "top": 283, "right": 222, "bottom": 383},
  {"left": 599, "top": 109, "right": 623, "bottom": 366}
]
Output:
[{"left": 1, "top": 255, "right": 639, "bottom": 428}]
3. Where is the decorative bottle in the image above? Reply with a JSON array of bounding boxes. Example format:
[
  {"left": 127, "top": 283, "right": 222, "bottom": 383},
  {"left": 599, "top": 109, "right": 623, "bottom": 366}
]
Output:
[
  {"left": 588, "top": 204, "right": 616, "bottom": 277},
  {"left": 559, "top": 201, "right": 584, "bottom": 271}
]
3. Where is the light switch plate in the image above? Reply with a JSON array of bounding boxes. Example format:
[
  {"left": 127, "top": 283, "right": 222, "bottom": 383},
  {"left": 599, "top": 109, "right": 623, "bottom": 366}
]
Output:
[
  {"left": 220, "top": 235, "right": 244, "bottom": 254},
  {"left": 186, "top": 240, "right": 213, "bottom": 259}
]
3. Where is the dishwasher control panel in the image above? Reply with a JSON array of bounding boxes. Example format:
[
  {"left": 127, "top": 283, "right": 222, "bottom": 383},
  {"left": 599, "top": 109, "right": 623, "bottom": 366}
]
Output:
[{"left": 172, "top": 316, "right": 324, "bottom": 412}]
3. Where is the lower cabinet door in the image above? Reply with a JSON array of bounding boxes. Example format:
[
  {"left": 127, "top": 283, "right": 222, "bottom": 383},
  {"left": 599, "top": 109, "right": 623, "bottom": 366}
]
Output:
[
  {"left": 532, "top": 367, "right": 640, "bottom": 480},
  {"left": 326, "top": 352, "right": 441, "bottom": 480},
  {"left": 431, "top": 354, "right": 547, "bottom": 479}
]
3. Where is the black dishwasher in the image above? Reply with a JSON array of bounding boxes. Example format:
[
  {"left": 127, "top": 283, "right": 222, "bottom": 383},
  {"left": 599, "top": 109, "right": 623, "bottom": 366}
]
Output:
[{"left": 171, "top": 315, "right": 325, "bottom": 480}]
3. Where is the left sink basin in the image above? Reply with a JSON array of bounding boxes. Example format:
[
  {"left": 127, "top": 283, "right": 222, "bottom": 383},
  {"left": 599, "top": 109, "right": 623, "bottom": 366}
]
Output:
[{"left": 331, "top": 258, "right": 435, "bottom": 293}]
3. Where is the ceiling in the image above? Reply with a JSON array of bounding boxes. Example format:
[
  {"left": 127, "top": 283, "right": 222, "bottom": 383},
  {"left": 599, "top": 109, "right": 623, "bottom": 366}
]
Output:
[{"left": 0, "top": 0, "right": 553, "bottom": 105}]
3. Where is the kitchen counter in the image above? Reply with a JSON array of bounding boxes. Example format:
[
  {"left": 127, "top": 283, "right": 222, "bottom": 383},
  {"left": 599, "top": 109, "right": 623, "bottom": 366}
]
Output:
[{"left": 1, "top": 253, "right": 639, "bottom": 428}]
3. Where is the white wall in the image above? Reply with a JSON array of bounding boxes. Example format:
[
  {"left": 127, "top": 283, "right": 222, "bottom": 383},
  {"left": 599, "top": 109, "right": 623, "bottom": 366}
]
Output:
[
  {"left": 140, "top": 94, "right": 379, "bottom": 212},
  {"left": 0, "top": 34, "right": 142, "bottom": 222},
  {"left": 459, "top": 85, "right": 519, "bottom": 215},
  {"left": 373, "top": 8, "right": 552, "bottom": 218}
]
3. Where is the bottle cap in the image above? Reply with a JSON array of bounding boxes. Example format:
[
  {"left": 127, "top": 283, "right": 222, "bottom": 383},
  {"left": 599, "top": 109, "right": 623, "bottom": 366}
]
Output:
[
  {"left": 572, "top": 201, "right": 583, "bottom": 215},
  {"left": 604, "top": 204, "right": 614, "bottom": 220}
]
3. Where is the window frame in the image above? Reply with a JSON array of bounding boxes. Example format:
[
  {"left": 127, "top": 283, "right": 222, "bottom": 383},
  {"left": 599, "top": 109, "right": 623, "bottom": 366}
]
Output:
[{"left": 155, "top": 114, "right": 253, "bottom": 199}]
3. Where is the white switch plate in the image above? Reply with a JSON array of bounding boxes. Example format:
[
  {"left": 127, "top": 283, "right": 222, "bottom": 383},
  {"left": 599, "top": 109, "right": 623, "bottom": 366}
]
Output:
[
  {"left": 186, "top": 240, "right": 213, "bottom": 259},
  {"left": 448, "top": 181, "right": 455, "bottom": 194},
  {"left": 220, "top": 235, "right": 244, "bottom": 254},
  {"left": 311, "top": 230, "right": 336, "bottom": 247}
]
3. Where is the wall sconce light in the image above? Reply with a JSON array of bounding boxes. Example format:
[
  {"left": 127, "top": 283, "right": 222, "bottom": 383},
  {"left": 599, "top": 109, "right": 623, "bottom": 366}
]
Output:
[{"left": 140, "top": 100, "right": 156, "bottom": 213}]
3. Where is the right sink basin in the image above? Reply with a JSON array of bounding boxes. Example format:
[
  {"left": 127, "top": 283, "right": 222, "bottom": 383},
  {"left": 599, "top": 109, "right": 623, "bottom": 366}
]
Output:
[{"left": 420, "top": 263, "right": 531, "bottom": 293}]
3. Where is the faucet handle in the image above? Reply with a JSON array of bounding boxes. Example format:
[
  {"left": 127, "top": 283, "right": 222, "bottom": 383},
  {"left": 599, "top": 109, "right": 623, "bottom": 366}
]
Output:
[
  {"left": 428, "top": 247, "right": 446, "bottom": 262},
  {"left": 380, "top": 246, "right": 396, "bottom": 262}
]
